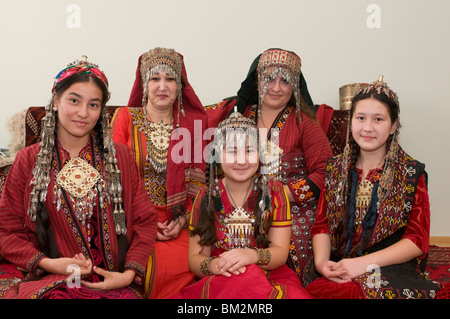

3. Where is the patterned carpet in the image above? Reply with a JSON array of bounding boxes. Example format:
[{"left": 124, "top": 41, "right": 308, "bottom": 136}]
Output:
[{"left": 426, "top": 246, "right": 450, "bottom": 284}]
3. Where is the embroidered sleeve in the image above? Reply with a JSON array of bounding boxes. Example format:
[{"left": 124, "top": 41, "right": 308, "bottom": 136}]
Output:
[
  {"left": 116, "top": 143, "right": 158, "bottom": 282},
  {"left": 124, "top": 261, "right": 147, "bottom": 285},
  {"left": 287, "top": 176, "right": 318, "bottom": 205},
  {"left": 188, "top": 186, "right": 207, "bottom": 232},
  {"left": 0, "top": 146, "right": 48, "bottom": 273},
  {"left": 185, "top": 167, "right": 206, "bottom": 199},
  {"left": 270, "top": 182, "right": 292, "bottom": 228},
  {"left": 401, "top": 174, "right": 430, "bottom": 257},
  {"left": 311, "top": 188, "right": 330, "bottom": 236},
  {"left": 29, "top": 252, "right": 47, "bottom": 276}
]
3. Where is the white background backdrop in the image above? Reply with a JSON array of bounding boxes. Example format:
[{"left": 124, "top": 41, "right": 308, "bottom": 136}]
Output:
[{"left": 0, "top": 0, "right": 449, "bottom": 236}]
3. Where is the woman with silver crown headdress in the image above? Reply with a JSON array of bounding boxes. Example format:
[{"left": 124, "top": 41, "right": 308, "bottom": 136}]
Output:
[
  {"left": 307, "top": 76, "right": 443, "bottom": 299},
  {"left": 206, "top": 48, "right": 333, "bottom": 287},
  {"left": 111, "top": 47, "right": 208, "bottom": 298},
  {"left": 172, "top": 109, "right": 311, "bottom": 299},
  {"left": 0, "top": 57, "right": 158, "bottom": 299}
]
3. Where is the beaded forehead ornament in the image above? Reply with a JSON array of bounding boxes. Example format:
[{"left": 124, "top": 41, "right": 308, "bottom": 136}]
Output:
[
  {"left": 257, "top": 49, "right": 303, "bottom": 122},
  {"left": 357, "top": 75, "right": 399, "bottom": 106}
]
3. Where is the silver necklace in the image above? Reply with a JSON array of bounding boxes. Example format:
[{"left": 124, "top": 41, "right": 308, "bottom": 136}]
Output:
[{"left": 223, "top": 179, "right": 255, "bottom": 249}]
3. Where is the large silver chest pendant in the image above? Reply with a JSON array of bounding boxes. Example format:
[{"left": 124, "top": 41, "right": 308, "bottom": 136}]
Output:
[
  {"left": 224, "top": 207, "right": 255, "bottom": 249},
  {"left": 54, "top": 157, "right": 102, "bottom": 226}
]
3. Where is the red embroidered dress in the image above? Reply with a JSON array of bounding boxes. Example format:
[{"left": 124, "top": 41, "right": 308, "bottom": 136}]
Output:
[
  {"left": 307, "top": 147, "right": 441, "bottom": 299},
  {"left": 173, "top": 180, "right": 311, "bottom": 299},
  {"left": 0, "top": 139, "right": 157, "bottom": 299}
]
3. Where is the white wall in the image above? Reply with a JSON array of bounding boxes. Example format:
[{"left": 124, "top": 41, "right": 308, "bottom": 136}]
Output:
[{"left": 1, "top": 0, "right": 449, "bottom": 236}]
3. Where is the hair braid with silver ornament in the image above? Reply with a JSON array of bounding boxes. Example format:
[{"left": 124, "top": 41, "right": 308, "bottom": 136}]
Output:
[
  {"left": 28, "top": 57, "right": 127, "bottom": 235},
  {"left": 338, "top": 75, "right": 400, "bottom": 211},
  {"left": 28, "top": 102, "right": 56, "bottom": 222},
  {"left": 102, "top": 109, "right": 127, "bottom": 235}
]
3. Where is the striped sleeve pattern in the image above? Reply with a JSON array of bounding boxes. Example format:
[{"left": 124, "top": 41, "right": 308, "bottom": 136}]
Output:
[
  {"left": 0, "top": 144, "right": 45, "bottom": 272},
  {"left": 270, "top": 181, "right": 292, "bottom": 228},
  {"left": 111, "top": 107, "right": 147, "bottom": 179},
  {"left": 188, "top": 186, "right": 207, "bottom": 232},
  {"left": 114, "top": 143, "right": 158, "bottom": 277}
]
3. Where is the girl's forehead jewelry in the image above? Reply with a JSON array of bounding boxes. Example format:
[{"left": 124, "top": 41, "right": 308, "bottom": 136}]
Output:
[{"left": 357, "top": 75, "right": 399, "bottom": 106}]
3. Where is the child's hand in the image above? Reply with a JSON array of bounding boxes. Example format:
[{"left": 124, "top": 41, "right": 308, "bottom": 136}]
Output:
[{"left": 214, "top": 248, "right": 258, "bottom": 277}]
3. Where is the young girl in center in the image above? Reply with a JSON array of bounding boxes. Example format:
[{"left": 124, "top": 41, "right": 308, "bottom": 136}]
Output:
[{"left": 172, "top": 109, "right": 311, "bottom": 299}]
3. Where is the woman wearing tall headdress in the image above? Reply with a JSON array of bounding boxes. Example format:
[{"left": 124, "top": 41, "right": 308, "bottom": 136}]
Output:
[
  {"left": 306, "top": 76, "right": 442, "bottom": 299},
  {"left": 111, "top": 48, "right": 208, "bottom": 298},
  {"left": 0, "top": 57, "right": 158, "bottom": 299},
  {"left": 207, "top": 48, "right": 333, "bottom": 286}
]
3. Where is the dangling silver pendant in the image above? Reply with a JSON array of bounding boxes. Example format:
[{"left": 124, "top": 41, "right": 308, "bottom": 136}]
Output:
[{"left": 224, "top": 207, "right": 255, "bottom": 249}]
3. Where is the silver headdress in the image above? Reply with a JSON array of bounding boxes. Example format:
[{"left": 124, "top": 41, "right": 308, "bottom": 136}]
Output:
[
  {"left": 257, "top": 49, "right": 303, "bottom": 123},
  {"left": 140, "top": 47, "right": 185, "bottom": 123},
  {"left": 207, "top": 107, "right": 282, "bottom": 214}
]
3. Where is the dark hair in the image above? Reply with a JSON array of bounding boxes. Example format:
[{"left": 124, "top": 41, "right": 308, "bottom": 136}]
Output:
[{"left": 333, "top": 92, "right": 400, "bottom": 257}]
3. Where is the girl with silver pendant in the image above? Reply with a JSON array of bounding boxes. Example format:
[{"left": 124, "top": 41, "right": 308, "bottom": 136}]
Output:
[{"left": 172, "top": 110, "right": 311, "bottom": 299}]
